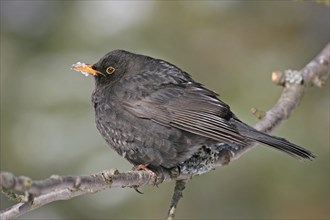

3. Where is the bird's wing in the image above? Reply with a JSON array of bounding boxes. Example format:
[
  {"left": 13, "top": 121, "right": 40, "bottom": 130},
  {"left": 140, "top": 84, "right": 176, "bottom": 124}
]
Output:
[{"left": 122, "top": 83, "right": 247, "bottom": 144}]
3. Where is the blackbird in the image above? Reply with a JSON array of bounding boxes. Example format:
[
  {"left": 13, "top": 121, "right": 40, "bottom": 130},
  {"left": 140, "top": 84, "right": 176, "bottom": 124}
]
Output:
[{"left": 72, "top": 50, "right": 315, "bottom": 175}]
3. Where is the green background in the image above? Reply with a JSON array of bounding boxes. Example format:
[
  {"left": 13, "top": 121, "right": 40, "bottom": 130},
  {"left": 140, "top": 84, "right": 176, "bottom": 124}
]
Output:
[{"left": 1, "top": 1, "right": 329, "bottom": 219}]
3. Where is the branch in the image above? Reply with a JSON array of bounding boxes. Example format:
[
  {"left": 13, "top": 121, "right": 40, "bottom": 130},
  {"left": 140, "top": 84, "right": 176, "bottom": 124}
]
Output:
[
  {"left": 1, "top": 43, "right": 329, "bottom": 220},
  {"left": 233, "top": 43, "right": 330, "bottom": 160},
  {"left": 0, "top": 169, "right": 169, "bottom": 220}
]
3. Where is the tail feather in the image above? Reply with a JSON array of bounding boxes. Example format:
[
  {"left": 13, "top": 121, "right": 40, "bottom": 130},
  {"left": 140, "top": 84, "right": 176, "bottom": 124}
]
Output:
[
  {"left": 254, "top": 132, "right": 316, "bottom": 160},
  {"left": 232, "top": 119, "right": 316, "bottom": 160}
]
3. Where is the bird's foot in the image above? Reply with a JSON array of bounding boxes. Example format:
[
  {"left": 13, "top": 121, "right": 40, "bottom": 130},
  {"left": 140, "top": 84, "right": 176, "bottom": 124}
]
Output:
[
  {"left": 169, "top": 167, "right": 180, "bottom": 179},
  {"left": 131, "top": 164, "right": 164, "bottom": 187}
]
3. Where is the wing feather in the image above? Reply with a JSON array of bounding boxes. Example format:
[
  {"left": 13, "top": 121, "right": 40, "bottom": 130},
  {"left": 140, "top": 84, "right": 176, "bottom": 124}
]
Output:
[{"left": 122, "top": 83, "right": 247, "bottom": 144}]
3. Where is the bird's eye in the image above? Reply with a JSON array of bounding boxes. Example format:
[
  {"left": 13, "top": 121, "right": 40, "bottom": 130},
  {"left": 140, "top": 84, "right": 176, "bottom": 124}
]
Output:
[{"left": 106, "top": 66, "right": 116, "bottom": 75}]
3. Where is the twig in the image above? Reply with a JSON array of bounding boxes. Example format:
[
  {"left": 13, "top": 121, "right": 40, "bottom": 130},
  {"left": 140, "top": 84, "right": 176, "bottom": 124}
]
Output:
[
  {"left": 166, "top": 180, "right": 189, "bottom": 220},
  {"left": 1, "top": 43, "right": 329, "bottom": 220}
]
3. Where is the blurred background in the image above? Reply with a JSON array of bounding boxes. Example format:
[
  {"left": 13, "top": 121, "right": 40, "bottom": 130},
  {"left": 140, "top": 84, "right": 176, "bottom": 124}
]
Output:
[{"left": 1, "top": 1, "right": 329, "bottom": 219}]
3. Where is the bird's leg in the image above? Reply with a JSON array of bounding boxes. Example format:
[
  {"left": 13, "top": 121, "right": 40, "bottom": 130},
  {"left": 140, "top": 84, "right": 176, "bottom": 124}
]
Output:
[{"left": 132, "top": 164, "right": 150, "bottom": 171}]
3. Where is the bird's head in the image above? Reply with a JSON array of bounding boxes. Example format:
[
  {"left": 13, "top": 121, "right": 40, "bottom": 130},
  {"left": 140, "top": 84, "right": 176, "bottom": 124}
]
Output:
[{"left": 72, "top": 50, "right": 149, "bottom": 86}]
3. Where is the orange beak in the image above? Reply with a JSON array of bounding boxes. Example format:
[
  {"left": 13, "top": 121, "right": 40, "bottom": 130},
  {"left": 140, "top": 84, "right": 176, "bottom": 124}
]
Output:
[{"left": 71, "top": 62, "right": 102, "bottom": 76}]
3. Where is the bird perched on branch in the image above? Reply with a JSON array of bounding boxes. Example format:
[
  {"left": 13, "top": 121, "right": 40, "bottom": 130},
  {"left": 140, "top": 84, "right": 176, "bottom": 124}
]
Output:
[{"left": 72, "top": 50, "right": 315, "bottom": 175}]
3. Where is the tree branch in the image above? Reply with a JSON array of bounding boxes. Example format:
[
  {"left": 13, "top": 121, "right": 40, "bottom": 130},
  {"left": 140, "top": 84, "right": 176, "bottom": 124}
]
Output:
[
  {"left": 0, "top": 169, "right": 170, "bottom": 220},
  {"left": 232, "top": 43, "right": 329, "bottom": 160},
  {"left": 1, "top": 43, "right": 329, "bottom": 220}
]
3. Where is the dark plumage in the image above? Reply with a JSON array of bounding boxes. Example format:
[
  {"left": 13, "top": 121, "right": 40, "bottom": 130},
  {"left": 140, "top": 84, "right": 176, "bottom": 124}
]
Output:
[{"left": 73, "top": 50, "right": 315, "bottom": 175}]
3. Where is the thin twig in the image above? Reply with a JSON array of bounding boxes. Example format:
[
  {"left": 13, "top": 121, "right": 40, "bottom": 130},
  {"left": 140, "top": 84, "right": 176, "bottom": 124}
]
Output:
[{"left": 166, "top": 180, "right": 189, "bottom": 220}]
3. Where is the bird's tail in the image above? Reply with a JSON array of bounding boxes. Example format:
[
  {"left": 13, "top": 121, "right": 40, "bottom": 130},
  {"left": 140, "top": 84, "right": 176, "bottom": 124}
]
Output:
[{"left": 232, "top": 119, "right": 316, "bottom": 160}]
